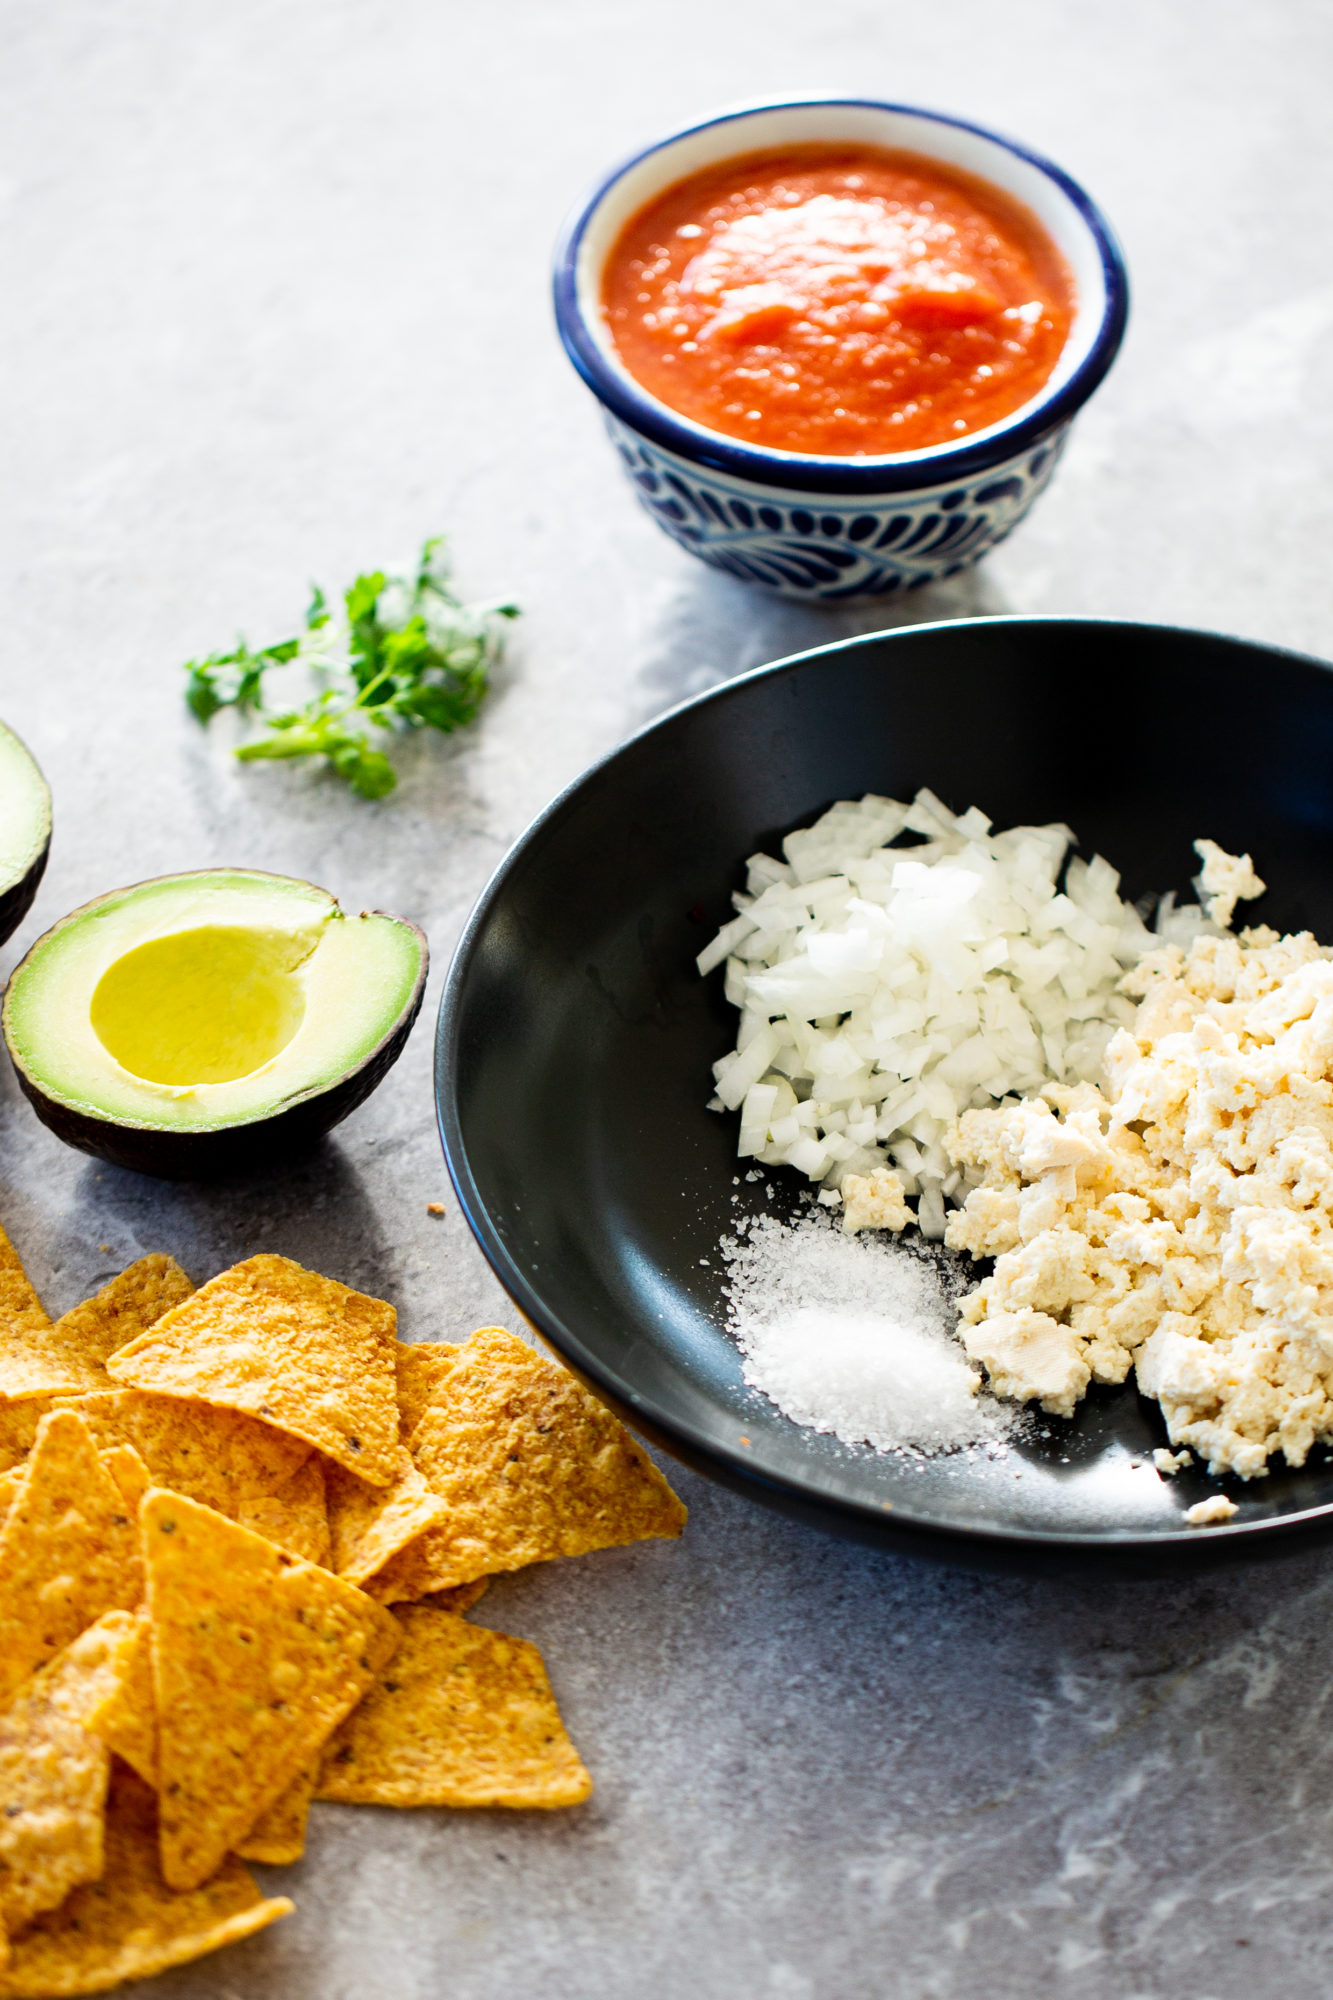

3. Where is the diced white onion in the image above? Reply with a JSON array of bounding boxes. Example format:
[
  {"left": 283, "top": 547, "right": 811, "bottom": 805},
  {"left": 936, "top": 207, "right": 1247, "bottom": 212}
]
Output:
[{"left": 701, "top": 789, "right": 1223, "bottom": 1227}]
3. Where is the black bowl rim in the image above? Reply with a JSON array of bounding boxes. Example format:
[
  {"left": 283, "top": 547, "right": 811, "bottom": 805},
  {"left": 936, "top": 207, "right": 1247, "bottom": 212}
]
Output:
[
  {"left": 551, "top": 95, "right": 1131, "bottom": 497},
  {"left": 436, "top": 614, "right": 1333, "bottom": 1559}
]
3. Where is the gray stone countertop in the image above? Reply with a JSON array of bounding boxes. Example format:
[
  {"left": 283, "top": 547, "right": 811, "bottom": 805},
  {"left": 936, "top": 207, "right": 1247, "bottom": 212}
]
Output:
[{"left": 2, "top": 3, "right": 1332, "bottom": 1995}]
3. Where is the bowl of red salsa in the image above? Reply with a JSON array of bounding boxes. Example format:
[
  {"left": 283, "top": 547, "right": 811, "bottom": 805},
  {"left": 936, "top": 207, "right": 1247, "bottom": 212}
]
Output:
[{"left": 553, "top": 99, "right": 1128, "bottom": 601}]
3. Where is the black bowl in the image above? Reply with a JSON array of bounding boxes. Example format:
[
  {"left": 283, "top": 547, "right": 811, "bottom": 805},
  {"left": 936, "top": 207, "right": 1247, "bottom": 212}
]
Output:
[{"left": 437, "top": 617, "right": 1333, "bottom": 1574}]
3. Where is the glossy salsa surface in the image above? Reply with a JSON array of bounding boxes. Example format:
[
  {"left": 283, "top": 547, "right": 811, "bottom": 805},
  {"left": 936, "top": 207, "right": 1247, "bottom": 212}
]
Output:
[{"left": 601, "top": 145, "right": 1075, "bottom": 457}]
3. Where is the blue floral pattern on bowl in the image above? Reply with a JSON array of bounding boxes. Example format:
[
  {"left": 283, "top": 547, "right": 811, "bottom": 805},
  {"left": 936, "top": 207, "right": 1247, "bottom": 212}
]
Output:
[{"left": 607, "top": 411, "right": 1070, "bottom": 601}]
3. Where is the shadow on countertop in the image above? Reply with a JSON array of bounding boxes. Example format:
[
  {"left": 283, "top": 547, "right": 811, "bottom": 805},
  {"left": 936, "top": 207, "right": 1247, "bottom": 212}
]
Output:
[
  {"left": 55, "top": 1141, "right": 392, "bottom": 1307},
  {"left": 635, "top": 558, "right": 1014, "bottom": 722}
]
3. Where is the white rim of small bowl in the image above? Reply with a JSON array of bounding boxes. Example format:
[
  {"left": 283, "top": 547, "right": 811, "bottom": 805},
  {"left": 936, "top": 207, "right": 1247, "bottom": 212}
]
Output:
[{"left": 553, "top": 96, "right": 1130, "bottom": 497}]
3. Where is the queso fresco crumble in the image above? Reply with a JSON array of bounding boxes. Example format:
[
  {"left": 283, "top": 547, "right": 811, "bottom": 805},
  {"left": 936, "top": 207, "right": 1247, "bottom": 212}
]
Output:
[{"left": 857, "top": 922, "right": 1333, "bottom": 1480}]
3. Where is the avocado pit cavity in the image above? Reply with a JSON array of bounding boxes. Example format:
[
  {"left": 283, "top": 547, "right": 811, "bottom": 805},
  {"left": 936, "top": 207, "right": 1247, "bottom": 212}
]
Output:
[{"left": 90, "top": 926, "right": 315, "bottom": 1088}]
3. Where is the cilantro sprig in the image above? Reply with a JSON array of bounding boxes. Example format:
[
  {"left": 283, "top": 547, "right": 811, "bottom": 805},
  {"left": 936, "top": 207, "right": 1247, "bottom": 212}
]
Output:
[{"left": 184, "top": 538, "right": 518, "bottom": 799}]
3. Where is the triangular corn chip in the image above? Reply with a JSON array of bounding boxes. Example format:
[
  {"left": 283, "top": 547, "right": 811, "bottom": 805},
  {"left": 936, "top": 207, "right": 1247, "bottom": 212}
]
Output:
[
  {"left": 236, "top": 1451, "right": 330, "bottom": 1567},
  {"left": 394, "top": 1339, "right": 460, "bottom": 1440},
  {"left": 108, "top": 1254, "right": 399, "bottom": 1483},
  {"left": 84, "top": 1615, "right": 322, "bottom": 1871},
  {"left": 326, "top": 1446, "right": 447, "bottom": 1587},
  {"left": 318, "top": 1604, "right": 592, "bottom": 1809},
  {"left": 364, "top": 1540, "right": 498, "bottom": 1608},
  {"left": 234, "top": 1758, "right": 319, "bottom": 1867},
  {"left": 44, "top": 1256, "right": 194, "bottom": 1396},
  {"left": 0, "top": 1611, "right": 141, "bottom": 1933},
  {"left": 0, "top": 1411, "right": 142, "bottom": 1707},
  {"left": 423, "top": 1579, "right": 491, "bottom": 1615},
  {"left": 55, "top": 1390, "right": 323, "bottom": 1561},
  {"left": 0, "top": 1766, "right": 291, "bottom": 2000},
  {"left": 367, "top": 1570, "right": 492, "bottom": 1613},
  {"left": 89, "top": 1613, "right": 321, "bottom": 1868},
  {"left": 143, "top": 1487, "right": 399, "bottom": 1889},
  {"left": 84, "top": 1612, "right": 156, "bottom": 1789},
  {"left": 373, "top": 1327, "right": 686, "bottom": 1591},
  {"left": 0, "top": 1243, "right": 191, "bottom": 1405},
  {"left": 0, "top": 1227, "right": 45, "bottom": 1331},
  {"left": 0, "top": 1229, "right": 61, "bottom": 1402},
  {"left": 0, "top": 1401, "right": 44, "bottom": 1474},
  {"left": 99, "top": 1443, "right": 150, "bottom": 1516},
  {"left": 0, "top": 1471, "right": 20, "bottom": 1532}
]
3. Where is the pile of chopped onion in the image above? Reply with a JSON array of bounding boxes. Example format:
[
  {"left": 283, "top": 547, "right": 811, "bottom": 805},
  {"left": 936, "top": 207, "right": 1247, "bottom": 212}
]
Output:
[{"left": 700, "top": 790, "right": 1219, "bottom": 1238}]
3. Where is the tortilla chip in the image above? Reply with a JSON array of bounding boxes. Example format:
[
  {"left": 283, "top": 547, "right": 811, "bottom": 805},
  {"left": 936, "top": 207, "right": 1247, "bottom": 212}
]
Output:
[
  {"left": 87, "top": 1615, "right": 323, "bottom": 1866},
  {"left": 370, "top": 1570, "right": 492, "bottom": 1613},
  {"left": 237, "top": 1452, "right": 330, "bottom": 1567},
  {"left": 326, "top": 1447, "right": 447, "bottom": 1587},
  {"left": 44, "top": 1256, "right": 194, "bottom": 1396},
  {"left": 364, "top": 1540, "right": 500, "bottom": 1608},
  {"left": 0, "top": 1229, "right": 44, "bottom": 1332},
  {"left": 108, "top": 1254, "right": 399, "bottom": 1484},
  {"left": 0, "top": 1611, "right": 141, "bottom": 1933},
  {"left": 0, "top": 1471, "right": 21, "bottom": 1531},
  {"left": 233, "top": 1758, "right": 319, "bottom": 1867},
  {"left": 0, "top": 1225, "right": 59, "bottom": 1403},
  {"left": 394, "top": 1340, "right": 460, "bottom": 1441},
  {"left": 360, "top": 1537, "right": 439, "bottom": 1606},
  {"left": 373, "top": 1327, "right": 687, "bottom": 1592},
  {"left": 84, "top": 1612, "right": 156, "bottom": 1789},
  {"left": 143, "top": 1487, "right": 399, "bottom": 1889},
  {"left": 424, "top": 1579, "right": 490, "bottom": 1615},
  {"left": 0, "top": 1411, "right": 142, "bottom": 1708},
  {"left": 99, "top": 1444, "right": 150, "bottom": 1517},
  {"left": 0, "top": 1766, "right": 292, "bottom": 1999},
  {"left": 55, "top": 1390, "right": 321, "bottom": 1561},
  {"left": 0, "top": 1401, "right": 45, "bottom": 1475},
  {"left": 318, "top": 1604, "right": 592, "bottom": 1809},
  {"left": 0, "top": 1245, "right": 190, "bottom": 1407}
]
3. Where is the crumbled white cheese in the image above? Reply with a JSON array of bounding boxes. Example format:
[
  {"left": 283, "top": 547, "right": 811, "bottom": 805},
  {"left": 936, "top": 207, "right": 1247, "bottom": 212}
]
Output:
[
  {"left": 841, "top": 1166, "right": 911, "bottom": 1234},
  {"left": 1152, "top": 1447, "right": 1193, "bottom": 1475},
  {"left": 938, "top": 922, "right": 1333, "bottom": 1478},
  {"left": 1185, "top": 1495, "right": 1238, "bottom": 1526},
  {"left": 957, "top": 1306, "right": 1090, "bottom": 1419},
  {"left": 1194, "top": 838, "right": 1265, "bottom": 930}
]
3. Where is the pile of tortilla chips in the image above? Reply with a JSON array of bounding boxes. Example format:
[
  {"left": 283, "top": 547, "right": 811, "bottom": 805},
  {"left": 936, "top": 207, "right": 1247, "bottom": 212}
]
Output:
[{"left": 0, "top": 1230, "right": 686, "bottom": 1996}]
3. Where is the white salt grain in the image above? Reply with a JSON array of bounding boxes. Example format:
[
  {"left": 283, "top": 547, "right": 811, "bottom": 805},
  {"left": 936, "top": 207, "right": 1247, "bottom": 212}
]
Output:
[{"left": 722, "top": 1210, "right": 1015, "bottom": 1455}]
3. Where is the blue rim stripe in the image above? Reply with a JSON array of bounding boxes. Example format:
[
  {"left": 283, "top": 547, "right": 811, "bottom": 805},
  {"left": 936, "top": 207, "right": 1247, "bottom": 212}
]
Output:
[{"left": 552, "top": 97, "right": 1130, "bottom": 498}]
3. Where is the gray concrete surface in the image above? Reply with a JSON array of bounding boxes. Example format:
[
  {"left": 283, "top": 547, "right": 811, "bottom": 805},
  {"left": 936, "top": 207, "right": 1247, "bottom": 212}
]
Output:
[{"left": 2, "top": 2, "right": 1332, "bottom": 1995}]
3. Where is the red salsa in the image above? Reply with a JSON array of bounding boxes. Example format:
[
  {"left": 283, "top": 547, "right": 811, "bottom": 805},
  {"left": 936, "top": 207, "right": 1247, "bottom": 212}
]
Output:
[{"left": 601, "top": 145, "right": 1075, "bottom": 457}]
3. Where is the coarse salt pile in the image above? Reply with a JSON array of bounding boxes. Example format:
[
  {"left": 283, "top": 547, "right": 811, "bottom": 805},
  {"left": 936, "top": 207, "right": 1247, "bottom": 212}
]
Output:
[
  {"left": 701, "top": 790, "right": 1222, "bottom": 1238},
  {"left": 721, "top": 1209, "right": 1015, "bottom": 1454}
]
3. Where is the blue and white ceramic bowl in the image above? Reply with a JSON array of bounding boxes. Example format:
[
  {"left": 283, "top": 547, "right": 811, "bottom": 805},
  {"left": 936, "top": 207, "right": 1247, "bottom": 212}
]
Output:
[{"left": 554, "top": 99, "right": 1129, "bottom": 602}]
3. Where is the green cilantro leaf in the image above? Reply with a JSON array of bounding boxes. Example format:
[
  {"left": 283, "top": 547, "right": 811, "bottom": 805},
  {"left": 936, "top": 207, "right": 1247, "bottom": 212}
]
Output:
[{"left": 182, "top": 538, "right": 516, "bottom": 798}]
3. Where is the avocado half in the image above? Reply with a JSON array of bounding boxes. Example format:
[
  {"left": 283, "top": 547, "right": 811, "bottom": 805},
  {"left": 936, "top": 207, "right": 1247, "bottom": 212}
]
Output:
[
  {"left": 2, "top": 869, "right": 428, "bottom": 1178},
  {"left": 0, "top": 721, "right": 52, "bottom": 949}
]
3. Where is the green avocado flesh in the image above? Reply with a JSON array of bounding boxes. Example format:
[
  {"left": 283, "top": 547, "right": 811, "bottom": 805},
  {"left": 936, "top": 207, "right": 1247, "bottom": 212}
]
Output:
[
  {"left": 0, "top": 722, "right": 51, "bottom": 893},
  {"left": 4, "top": 871, "right": 424, "bottom": 1132}
]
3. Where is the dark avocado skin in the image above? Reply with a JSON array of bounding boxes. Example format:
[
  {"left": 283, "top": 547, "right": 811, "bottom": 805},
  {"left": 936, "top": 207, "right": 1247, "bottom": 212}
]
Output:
[
  {"left": 0, "top": 835, "right": 51, "bottom": 950},
  {"left": 6, "top": 908, "right": 428, "bottom": 1181}
]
